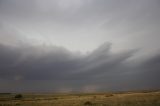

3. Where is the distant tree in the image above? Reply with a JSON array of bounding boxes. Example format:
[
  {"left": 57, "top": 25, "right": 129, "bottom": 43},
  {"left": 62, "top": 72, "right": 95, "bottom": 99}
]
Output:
[{"left": 14, "top": 94, "right": 23, "bottom": 99}]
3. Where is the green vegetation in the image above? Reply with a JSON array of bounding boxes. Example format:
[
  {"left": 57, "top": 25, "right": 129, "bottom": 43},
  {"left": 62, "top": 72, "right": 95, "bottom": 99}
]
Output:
[{"left": 0, "top": 91, "right": 160, "bottom": 106}]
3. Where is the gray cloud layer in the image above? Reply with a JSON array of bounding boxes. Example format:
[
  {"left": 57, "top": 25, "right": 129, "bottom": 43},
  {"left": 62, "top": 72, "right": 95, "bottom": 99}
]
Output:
[
  {"left": 0, "top": 0, "right": 160, "bottom": 52},
  {"left": 0, "top": 41, "right": 159, "bottom": 92},
  {"left": 0, "top": 0, "right": 160, "bottom": 92}
]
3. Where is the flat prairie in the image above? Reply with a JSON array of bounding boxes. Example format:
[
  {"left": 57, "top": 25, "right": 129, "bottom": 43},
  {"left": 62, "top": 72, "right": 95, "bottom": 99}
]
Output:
[{"left": 0, "top": 90, "right": 160, "bottom": 106}]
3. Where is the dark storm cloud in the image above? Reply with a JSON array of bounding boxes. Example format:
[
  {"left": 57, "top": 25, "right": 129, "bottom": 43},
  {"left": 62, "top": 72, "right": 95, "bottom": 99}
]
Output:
[
  {"left": 0, "top": 41, "right": 160, "bottom": 92},
  {"left": 0, "top": 43, "right": 79, "bottom": 80},
  {"left": 0, "top": 0, "right": 160, "bottom": 92}
]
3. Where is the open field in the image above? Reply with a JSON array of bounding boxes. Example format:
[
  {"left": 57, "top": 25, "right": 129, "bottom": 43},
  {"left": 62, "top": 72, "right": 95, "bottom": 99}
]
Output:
[{"left": 0, "top": 91, "right": 160, "bottom": 106}]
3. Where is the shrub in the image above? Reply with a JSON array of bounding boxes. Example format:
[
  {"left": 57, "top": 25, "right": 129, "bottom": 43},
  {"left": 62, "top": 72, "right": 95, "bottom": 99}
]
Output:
[
  {"left": 54, "top": 97, "right": 58, "bottom": 100},
  {"left": 84, "top": 101, "right": 92, "bottom": 105},
  {"left": 14, "top": 94, "right": 23, "bottom": 99},
  {"left": 15, "top": 103, "right": 21, "bottom": 106}
]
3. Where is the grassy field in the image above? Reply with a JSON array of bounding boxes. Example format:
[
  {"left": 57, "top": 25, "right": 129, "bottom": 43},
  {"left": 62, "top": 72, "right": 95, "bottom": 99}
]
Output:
[{"left": 0, "top": 91, "right": 160, "bottom": 106}]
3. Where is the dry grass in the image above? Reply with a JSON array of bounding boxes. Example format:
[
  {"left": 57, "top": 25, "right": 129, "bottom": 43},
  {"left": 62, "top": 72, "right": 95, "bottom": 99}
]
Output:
[{"left": 0, "top": 91, "right": 160, "bottom": 106}]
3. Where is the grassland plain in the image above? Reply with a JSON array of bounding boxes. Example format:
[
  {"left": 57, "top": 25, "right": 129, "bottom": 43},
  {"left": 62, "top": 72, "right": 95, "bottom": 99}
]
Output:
[{"left": 0, "top": 91, "right": 160, "bottom": 106}]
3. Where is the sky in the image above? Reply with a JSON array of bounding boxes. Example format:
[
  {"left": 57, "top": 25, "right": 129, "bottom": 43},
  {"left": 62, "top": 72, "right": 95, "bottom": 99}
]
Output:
[{"left": 0, "top": 0, "right": 160, "bottom": 92}]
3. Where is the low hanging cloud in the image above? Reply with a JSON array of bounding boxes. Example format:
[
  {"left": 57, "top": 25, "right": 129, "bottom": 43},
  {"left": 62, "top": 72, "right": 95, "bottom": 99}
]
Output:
[{"left": 0, "top": 41, "right": 160, "bottom": 92}]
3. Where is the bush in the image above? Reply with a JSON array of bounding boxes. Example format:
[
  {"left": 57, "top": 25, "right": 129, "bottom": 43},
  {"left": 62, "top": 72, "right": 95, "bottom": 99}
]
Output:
[
  {"left": 14, "top": 94, "right": 23, "bottom": 99},
  {"left": 84, "top": 101, "right": 92, "bottom": 105},
  {"left": 54, "top": 97, "right": 58, "bottom": 100}
]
